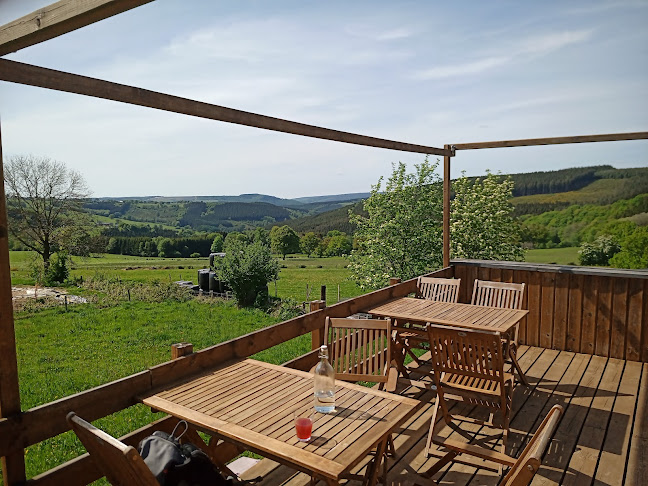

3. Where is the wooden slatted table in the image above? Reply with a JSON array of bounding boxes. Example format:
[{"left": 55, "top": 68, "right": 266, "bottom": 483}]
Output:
[
  {"left": 140, "top": 358, "right": 420, "bottom": 486},
  {"left": 364, "top": 297, "right": 529, "bottom": 384}
]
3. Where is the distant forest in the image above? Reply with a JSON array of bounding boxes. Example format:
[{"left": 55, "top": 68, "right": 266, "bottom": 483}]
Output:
[{"left": 73, "top": 165, "right": 648, "bottom": 258}]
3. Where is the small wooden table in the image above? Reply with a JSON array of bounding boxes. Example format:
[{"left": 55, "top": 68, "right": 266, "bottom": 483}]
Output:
[
  {"left": 364, "top": 297, "right": 529, "bottom": 385},
  {"left": 140, "top": 358, "right": 420, "bottom": 486}
]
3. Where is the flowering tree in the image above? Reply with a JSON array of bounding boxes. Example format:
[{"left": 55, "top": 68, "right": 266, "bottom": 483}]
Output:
[
  {"left": 451, "top": 171, "right": 525, "bottom": 262},
  {"left": 348, "top": 158, "right": 444, "bottom": 289},
  {"left": 349, "top": 162, "right": 524, "bottom": 290}
]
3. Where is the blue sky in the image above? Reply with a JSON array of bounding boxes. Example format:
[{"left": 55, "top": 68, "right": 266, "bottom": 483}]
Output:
[{"left": 1, "top": 0, "right": 647, "bottom": 198}]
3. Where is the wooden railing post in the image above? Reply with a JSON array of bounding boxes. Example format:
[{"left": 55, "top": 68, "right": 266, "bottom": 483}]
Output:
[
  {"left": 389, "top": 278, "right": 402, "bottom": 286},
  {"left": 0, "top": 118, "right": 26, "bottom": 485},
  {"left": 310, "top": 300, "right": 326, "bottom": 350},
  {"left": 171, "top": 342, "right": 194, "bottom": 360}
]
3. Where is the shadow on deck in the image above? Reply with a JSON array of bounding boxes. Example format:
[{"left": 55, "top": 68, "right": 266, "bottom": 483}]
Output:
[{"left": 240, "top": 346, "right": 647, "bottom": 485}]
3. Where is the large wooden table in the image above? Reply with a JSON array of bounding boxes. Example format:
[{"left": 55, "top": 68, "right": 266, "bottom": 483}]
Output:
[
  {"left": 364, "top": 297, "right": 529, "bottom": 384},
  {"left": 140, "top": 358, "right": 420, "bottom": 486}
]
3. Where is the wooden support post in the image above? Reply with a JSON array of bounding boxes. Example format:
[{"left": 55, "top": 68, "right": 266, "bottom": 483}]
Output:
[
  {"left": 0, "top": 120, "right": 26, "bottom": 484},
  {"left": 310, "top": 300, "right": 326, "bottom": 350},
  {"left": 389, "top": 278, "right": 402, "bottom": 286},
  {"left": 320, "top": 285, "right": 326, "bottom": 304},
  {"left": 171, "top": 342, "right": 194, "bottom": 360},
  {"left": 443, "top": 144, "right": 452, "bottom": 268}
]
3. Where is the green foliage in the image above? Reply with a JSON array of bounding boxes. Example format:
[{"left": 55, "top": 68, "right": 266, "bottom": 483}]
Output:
[
  {"left": 270, "top": 225, "right": 301, "bottom": 259},
  {"left": 322, "top": 233, "right": 352, "bottom": 256},
  {"left": 609, "top": 226, "right": 648, "bottom": 269},
  {"left": 349, "top": 158, "right": 444, "bottom": 289},
  {"left": 250, "top": 227, "right": 271, "bottom": 247},
  {"left": 44, "top": 252, "right": 70, "bottom": 285},
  {"left": 300, "top": 232, "right": 321, "bottom": 257},
  {"left": 219, "top": 240, "right": 280, "bottom": 307},
  {"left": 451, "top": 172, "right": 525, "bottom": 262},
  {"left": 223, "top": 231, "right": 248, "bottom": 249},
  {"left": 578, "top": 235, "right": 621, "bottom": 266},
  {"left": 521, "top": 194, "right": 648, "bottom": 248},
  {"left": 210, "top": 234, "right": 224, "bottom": 253}
]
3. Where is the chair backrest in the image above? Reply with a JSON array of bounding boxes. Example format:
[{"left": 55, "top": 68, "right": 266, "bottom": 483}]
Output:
[
  {"left": 502, "top": 405, "right": 564, "bottom": 486},
  {"left": 67, "top": 412, "right": 159, "bottom": 486},
  {"left": 324, "top": 317, "right": 392, "bottom": 384},
  {"left": 416, "top": 276, "right": 461, "bottom": 303},
  {"left": 471, "top": 280, "right": 525, "bottom": 310},
  {"left": 427, "top": 324, "right": 505, "bottom": 385}
]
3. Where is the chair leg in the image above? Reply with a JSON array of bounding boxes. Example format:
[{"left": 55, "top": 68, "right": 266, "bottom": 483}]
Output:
[
  {"left": 509, "top": 345, "right": 529, "bottom": 386},
  {"left": 425, "top": 398, "right": 442, "bottom": 457}
]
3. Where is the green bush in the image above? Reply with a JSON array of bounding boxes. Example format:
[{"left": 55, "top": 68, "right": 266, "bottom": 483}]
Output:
[
  {"left": 578, "top": 235, "right": 621, "bottom": 266},
  {"left": 219, "top": 240, "right": 279, "bottom": 307}
]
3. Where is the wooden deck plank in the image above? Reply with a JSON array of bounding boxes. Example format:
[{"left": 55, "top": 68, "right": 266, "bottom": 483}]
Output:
[
  {"left": 532, "top": 355, "right": 608, "bottom": 485},
  {"left": 625, "top": 363, "right": 648, "bottom": 486},
  {"left": 561, "top": 357, "right": 625, "bottom": 485},
  {"left": 594, "top": 359, "right": 643, "bottom": 486}
]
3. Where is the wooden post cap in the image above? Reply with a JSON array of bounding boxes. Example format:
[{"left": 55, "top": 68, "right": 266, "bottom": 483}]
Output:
[
  {"left": 309, "top": 300, "right": 326, "bottom": 311},
  {"left": 171, "top": 342, "right": 194, "bottom": 360},
  {"left": 389, "top": 278, "right": 402, "bottom": 286}
]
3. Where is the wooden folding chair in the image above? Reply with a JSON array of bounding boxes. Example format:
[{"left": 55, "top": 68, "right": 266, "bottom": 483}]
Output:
[
  {"left": 423, "top": 405, "right": 563, "bottom": 485},
  {"left": 325, "top": 316, "right": 399, "bottom": 392},
  {"left": 471, "top": 279, "right": 527, "bottom": 385},
  {"left": 424, "top": 325, "right": 514, "bottom": 461},
  {"left": 66, "top": 412, "right": 159, "bottom": 486},
  {"left": 393, "top": 277, "right": 461, "bottom": 367}
]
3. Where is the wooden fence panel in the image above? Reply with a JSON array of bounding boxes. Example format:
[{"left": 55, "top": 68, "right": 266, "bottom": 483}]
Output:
[
  {"left": 567, "top": 274, "right": 584, "bottom": 353},
  {"left": 540, "top": 272, "right": 556, "bottom": 349},
  {"left": 553, "top": 272, "right": 570, "bottom": 351},
  {"left": 452, "top": 260, "right": 648, "bottom": 361}
]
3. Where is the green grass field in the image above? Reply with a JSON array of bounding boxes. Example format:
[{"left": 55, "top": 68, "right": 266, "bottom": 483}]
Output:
[{"left": 524, "top": 247, "right": 580, "bottom": 265}]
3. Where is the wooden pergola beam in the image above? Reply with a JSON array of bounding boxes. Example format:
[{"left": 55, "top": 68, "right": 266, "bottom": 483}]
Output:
[
  {"left": 453, "top": 132, "right": 648, "bottom": 150},
  {"left": 0, "top": 59, "right": 451, "bottom": 157},
  {"left": 0, "top": 0, "right": 155, "bottom": 57}
]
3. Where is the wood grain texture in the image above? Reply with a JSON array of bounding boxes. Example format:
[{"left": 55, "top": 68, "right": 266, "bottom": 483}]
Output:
[
  {"left": 0, "top": 124, "right": 26, "bottom": 484},
  {"left": 0, "top": 0, "right": 155, "bottom": 56}
]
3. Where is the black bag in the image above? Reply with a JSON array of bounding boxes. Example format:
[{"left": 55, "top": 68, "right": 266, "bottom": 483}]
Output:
[{"left": 138, "top": 421, "right": 252, "bottom": 486}]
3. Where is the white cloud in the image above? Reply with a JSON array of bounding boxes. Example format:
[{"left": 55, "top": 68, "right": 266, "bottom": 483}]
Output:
[{"left": 413, "top": 56, "right": 510, "bottom": 80}]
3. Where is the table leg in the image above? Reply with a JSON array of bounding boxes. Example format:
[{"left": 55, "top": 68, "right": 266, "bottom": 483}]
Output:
[
  {"left": 508, "top": 342, "right": 529, "bottom": 386},
  {"left": 363, "top": 437, "right": 388, "bottom": 486}
]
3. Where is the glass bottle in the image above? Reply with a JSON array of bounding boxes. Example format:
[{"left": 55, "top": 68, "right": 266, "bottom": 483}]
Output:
[{"left": 314, "top": 345, "right": 335, "bottom": 413}]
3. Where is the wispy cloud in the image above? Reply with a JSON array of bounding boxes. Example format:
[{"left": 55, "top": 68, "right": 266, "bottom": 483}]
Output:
[
  {"left": 412, "top": 29, "right": 592, "bottom": 81},
  {"left": 413, "top": 56, "right": 510, "bottom": 80}
]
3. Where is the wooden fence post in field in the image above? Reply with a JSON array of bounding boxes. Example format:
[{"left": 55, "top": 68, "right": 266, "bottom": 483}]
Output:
[
  {"left": 321, "top": 285, "right": 326, "bottom": 304},
  {"left": 310, "top": 300, "right": 326, "bottom": 350},
  {"left": 171, "top": 343, "right": 194, "bottom": 360}
]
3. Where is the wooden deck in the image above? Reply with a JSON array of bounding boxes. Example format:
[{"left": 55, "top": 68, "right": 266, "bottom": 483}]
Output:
[{"left": 241, "top": 346, "right": 647, "bottom": 485}]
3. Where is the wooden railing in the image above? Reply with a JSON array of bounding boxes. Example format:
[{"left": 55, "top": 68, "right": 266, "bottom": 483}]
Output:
[
  {"left": 3, "top": 261, "right": 647, "bottom": 485},
  {"left": 452, "top": 260, "right": 648, "bottom": 362}
]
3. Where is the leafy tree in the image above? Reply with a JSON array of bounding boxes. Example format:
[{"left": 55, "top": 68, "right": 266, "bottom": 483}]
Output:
[
  {"left": 4, "top": 155, "right": 90, "bottom": 271},
  {"left": 349, "top": 158, "right": 444, "bottom": 289},
  {"left": 219, "top": 240, "right": 279, "bottom": 307},
  {"left": 579, "top": 235, "right": 621, "bottom": 266},
  {"left": 251, "top": 227, "right": 270, "bottom": 248},
  {"left": 609, "top": 227, "right": 648, "bottom": 269},
  {"left": 224, "top": 232, "right": 248, "bottom": 249},
  {"left": 210, "top": 234, "right": 224, "bottom": 253},
  {"left": 157, "top": 238, "right": 173, "bottom": 257},
  {"left": 300, "top": 232, "right": 321, "bottom": 257},
  {"left": 323, "top": 233, "right": 352, "bottom": 256},
  {"left": 270, "top": 225, "right": 300, "bottom": 259},
  {"left": 451, "top": 172, "right": 525, "bottom": 262}
]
